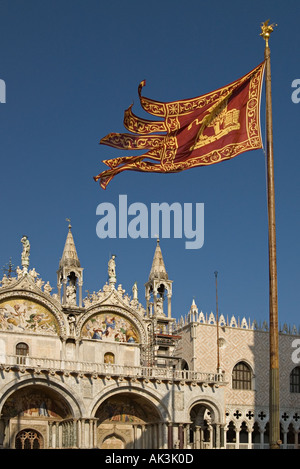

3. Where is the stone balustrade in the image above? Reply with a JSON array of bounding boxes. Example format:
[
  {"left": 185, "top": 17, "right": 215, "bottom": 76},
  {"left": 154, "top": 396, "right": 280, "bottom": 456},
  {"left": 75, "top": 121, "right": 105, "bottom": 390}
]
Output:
[{"left": 1, "top": 354, "right": 225, "bottom": 385}]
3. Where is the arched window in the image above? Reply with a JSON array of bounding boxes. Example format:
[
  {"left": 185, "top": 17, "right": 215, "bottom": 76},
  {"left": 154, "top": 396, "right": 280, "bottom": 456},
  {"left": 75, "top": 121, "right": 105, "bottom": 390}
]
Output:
[
  {"left": 16, "top": 342, "right": 29, "bottom": 364},
  {"left": 104, "top": 352, "right": 115, "bottom": 364},
  {"left": 180, "top": 359, "right": 189, "bottom": 370},
  {"left": 290, "top": 366, "right": 300, "bottom": 393},
  {"left": 239, "top": 421, "right": 248, "bottom": 444},
  {"left": 232, "top": 362, "right": 252, "bottom": 390},
  {"left": 15, "top": 429, "right": 43, "bottom": 449},
  {"left": 226, "top": 421, "right": 236, "bottom": 443}
]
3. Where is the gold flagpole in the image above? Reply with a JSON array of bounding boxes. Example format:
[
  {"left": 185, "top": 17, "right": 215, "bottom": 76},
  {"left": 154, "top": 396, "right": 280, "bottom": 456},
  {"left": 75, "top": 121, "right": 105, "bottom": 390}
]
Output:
[
  {"left": 260, "top": 20, "right": 280, "bottom": 449},
  {"left": 214, "top": 271, "right": 220, "bottom": 372}
]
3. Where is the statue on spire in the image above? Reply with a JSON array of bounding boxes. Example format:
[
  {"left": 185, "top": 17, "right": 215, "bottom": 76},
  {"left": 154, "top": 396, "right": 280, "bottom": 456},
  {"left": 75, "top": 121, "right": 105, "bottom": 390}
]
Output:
[
  {"left": 21, "top": 236, "right": 30, "bottom": 272},
  {"left": 108, "top": 254, "right": 116, "bottom": 286}
]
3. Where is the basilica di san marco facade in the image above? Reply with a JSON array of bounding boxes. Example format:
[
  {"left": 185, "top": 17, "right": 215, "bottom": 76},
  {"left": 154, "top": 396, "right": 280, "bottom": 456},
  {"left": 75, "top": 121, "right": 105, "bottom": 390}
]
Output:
[{"left": 0, "top": 224, "right": 300, "bottom": 450}]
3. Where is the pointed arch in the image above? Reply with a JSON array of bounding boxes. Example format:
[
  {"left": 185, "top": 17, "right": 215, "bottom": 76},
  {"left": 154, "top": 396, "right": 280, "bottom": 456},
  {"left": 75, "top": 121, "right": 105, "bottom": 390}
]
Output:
[{"left": 232, "top": 361, "right": 253, "bottom": 390}]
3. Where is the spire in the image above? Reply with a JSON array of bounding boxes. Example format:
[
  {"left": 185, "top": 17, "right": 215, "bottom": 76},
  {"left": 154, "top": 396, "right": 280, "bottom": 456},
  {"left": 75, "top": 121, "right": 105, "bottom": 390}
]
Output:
[
  {"left": 188, "top": 298, "right": 198, "bottom": 323},
  {"left": 148, "top": 238, "right": 168, "bottom": 281},
  {"left": 145, "top": 240, "right": 175, "bottom": 367},
  {"left": 57, "top": 220, "right": 83, "bottom": 308},
  {"left": 59, "top": 220, "right": 81, "bottom": 269}
]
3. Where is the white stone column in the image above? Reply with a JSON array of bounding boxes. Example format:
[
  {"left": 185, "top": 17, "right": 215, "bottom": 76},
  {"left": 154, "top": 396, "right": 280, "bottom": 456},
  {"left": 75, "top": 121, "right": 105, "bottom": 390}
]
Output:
[
  {"left": 157, "top": 423, "right": 162, "bottom": 449},
  {"left": 235, "top": 426, "right": 240, "bottom": 449},
  {"left": 248, "top": 427, "right": 252, "bottom": 449},
  {"left": 295, "top": 430, "right": 299, "bottom": 449},
  {"left": 148, "top": 424, "right": 152, "bottom": 448},
  {"left": 199, "top": 427, "right": 203, "bottom": 449},
  {"left": 208, "top": 425, "right": 213, "bottom": 449},
  {"left": 215, "top": 424, "right": 221, "bottom": 449},
  {"left": 195, "top": 426, "right": 200, "bottom": 449},
  {"left": 162, "top": 422, "right": 168, "bottom": 449},
  {"left": 48, "top": 422, "right": 53, "bottom": 448},
  {"left": 62, "top": 278, "right": 67, "bottom": 305},
  {"left": 77, "top": 419, "right": 81, "bottom": 448},
  {"left": 57, "top": 422, "right": 61, "bottom": 448},
  {"left": 186, "top": 424, "right": 192, "bottom": 449},
  {"left": 141, "top": 424, "right": 146, "bottom": 449},
  {"left": 89, "top": 419, "right": 93, "bottom": 448},
  {"left": 167, "top": 293, "right": 172, "bottom": 318},
  {"left": 78, "top": 280, "right": 83, "bottom": 307},
  {"left": 283, "top": 428, "right": 287, "bottom": 449},
  {"left": 133, "top": 424, "right": 137, "bottom": 449},
  {"left": 136, "top": 425, "right": 142, "bottom": 449},
  {"left": 94, "top": 420, "right": 98, "bottom": 448},
  {"left": 260, "top": 427, "right": 264, "bottom": 448},
  {"left": 153, "top": 424, "right": 158, "bottom": 449}
]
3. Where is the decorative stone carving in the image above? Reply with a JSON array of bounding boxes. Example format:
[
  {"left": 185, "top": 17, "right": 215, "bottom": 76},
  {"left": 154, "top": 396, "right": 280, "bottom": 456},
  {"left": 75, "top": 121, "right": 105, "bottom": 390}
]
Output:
[
  {"left": 132, "top": 282, "right": 138, "bottom": 300},
  {"left": 21, "top": 236, "right": 30, "bottom": 271},
  {"left": 44, "top": 281, "right": 53, "bottom": 295},
  {"left": 0, "top": 274, "right": 11, "bottom": 288},
  {"left": 67, "top": 314, "right": 76, "bottom": 335},
  {"left": 16, "top": 266, "right": 23, "bottom": 279},
  {"left": 29, "top": 268, "right": 38, "bottom": 281},
  {"left": 36, "top": 278, "right": 44, "bottom": 289},
  {"left": 108, "top": 255, "right": 116, "bottom": 286},
  {"left": 66, "top": 285, "right": 77, "bottom": 306}
]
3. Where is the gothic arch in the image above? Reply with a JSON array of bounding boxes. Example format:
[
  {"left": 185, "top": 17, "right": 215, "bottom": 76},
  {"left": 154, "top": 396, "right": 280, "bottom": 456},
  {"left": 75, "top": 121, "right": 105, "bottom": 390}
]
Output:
[
  {"left": 232, "top": 357, "right": 253, "bottom": 369},
  {"left": 15, "top": 428, "right": 44, "bottom": 449},
  {"left": 231, "top": 360, "right": 254, "bottom": 390}
]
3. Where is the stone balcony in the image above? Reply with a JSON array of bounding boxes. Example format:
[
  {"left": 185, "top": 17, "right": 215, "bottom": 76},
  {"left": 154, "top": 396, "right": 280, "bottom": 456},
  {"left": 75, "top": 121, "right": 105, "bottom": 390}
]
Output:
[{"left": 1, "top": 354, "right": 226, "bottom": 386}]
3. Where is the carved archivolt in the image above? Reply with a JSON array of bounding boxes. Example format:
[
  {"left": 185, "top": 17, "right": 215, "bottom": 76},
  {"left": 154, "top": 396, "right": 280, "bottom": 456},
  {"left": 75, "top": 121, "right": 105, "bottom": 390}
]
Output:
[
  {"left": 0, "top": 290, "right": 67, "bottom": 336},
  {"left": 77, "top": 305, "right": 147, "bottom": 344}
]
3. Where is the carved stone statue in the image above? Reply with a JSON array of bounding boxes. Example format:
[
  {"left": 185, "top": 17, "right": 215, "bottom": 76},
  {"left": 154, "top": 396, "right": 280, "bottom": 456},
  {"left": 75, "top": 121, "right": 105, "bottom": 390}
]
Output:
[
  {"left": 21, "top": 236, "right": 30, "bottom": 270},
  {"left": 44, "top": 281, "right": 53, "bottom": 295},
  {"left": 29, "top": 268, "right": 38, "bottom": 281},
  {"left": 16, "top": 266, "right": 23, "bottom": 279},
  {"left": 36, "top": 278, "right": 44, "bottom": 290},
  {"left": 66, "top": 284, "right": 77, "bottom": 306},
  {"left": 68, "top": 314, "right": 76, "bottom": 335},
  {"left": 0, "top": 274, "right": 10, "bottom": 288},
  {"left": 132, "top": 281, "right": 138, "bottom": 300},
  {"left": 108, "top": 255, "right": 116, "bottom": 285},
  {"left": 156, "top": 297, "right": 165, "bottom": 316}
]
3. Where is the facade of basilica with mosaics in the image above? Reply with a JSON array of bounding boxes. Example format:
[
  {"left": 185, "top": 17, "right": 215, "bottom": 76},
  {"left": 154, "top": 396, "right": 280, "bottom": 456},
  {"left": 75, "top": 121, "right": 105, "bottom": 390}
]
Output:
[{"left": 0, "top": 224, "right": 300, "bottom": 450}]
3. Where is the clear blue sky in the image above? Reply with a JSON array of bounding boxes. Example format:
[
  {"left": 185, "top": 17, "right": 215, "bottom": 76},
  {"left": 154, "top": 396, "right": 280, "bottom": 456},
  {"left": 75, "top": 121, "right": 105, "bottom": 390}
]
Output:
[{"left": 0, "top": 0, "right": 299, "bottom": 328}]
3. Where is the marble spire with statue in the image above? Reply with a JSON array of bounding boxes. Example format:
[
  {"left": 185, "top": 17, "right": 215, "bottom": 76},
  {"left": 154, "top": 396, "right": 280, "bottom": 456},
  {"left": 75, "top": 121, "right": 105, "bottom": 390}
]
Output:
[
  {"left": 108, "top": 254, "right": 116, "bottom": 286},
  {"left": 21, "top": 236, "right": 30, "bottom": 273}
]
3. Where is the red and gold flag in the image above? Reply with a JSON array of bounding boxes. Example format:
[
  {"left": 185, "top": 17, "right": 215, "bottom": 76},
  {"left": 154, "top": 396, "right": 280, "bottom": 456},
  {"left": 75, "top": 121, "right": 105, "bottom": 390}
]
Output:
[{"left": 94, "top": 63, "right": 265, "bottom": 189}]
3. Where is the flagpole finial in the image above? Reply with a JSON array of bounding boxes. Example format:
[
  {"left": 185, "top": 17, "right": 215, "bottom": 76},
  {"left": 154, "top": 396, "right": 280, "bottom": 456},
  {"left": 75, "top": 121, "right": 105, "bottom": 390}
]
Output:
[{"left": 260, "top": 20, "right": 277, "bottom": 47}]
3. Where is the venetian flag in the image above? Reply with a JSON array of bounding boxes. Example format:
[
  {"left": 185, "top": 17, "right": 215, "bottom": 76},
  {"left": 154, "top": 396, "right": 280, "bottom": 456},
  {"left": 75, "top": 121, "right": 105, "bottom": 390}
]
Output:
[{"left": 94, "top": 62, "right": 265, "bottom": 189}]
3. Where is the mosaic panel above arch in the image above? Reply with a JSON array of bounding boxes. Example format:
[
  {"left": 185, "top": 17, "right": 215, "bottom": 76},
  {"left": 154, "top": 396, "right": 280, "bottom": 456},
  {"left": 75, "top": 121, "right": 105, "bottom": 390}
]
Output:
[
  {"left": 81, "top": 312, "right": 140, "bottom": 344},
  {"left": 0, "top": 298, "right": 59, "bottom": 335},
  {"left": 2, "top": 387, "right": 71, "bottom": 420},
  {"left": 96, "top": 394, "right": 161, "bottom": 424}
]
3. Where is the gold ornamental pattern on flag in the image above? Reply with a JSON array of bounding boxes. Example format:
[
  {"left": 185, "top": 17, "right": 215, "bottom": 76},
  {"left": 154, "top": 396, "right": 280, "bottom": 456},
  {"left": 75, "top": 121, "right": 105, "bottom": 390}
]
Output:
[{"left": 94, "top": 62, "right": 265, "bottom": 189}]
